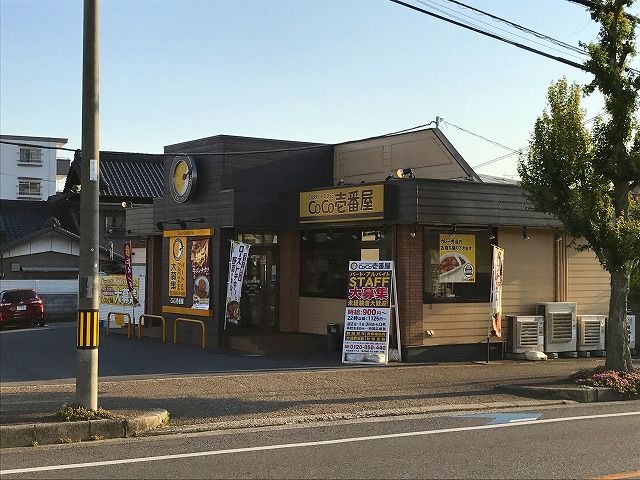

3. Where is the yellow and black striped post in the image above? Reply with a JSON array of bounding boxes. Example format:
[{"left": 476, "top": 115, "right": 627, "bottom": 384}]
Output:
[{"left": 77, "top": 310, "right": 100, "bottom": 348}]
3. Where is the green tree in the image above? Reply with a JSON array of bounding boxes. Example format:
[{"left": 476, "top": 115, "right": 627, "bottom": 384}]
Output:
[{"left": 518, "top": 0, "right": 640, "bottom": 372}]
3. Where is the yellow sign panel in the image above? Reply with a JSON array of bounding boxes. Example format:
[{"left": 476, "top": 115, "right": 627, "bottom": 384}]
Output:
[
  {"left": 299, "top": 185, "right": 384, "bottom": 223},
  {"left": 438, "top": 234, "right": 476, "bottom": 283},
  {"left": 168, "top": 236, "right": 187, "bottom": 298},
  {"left": 163, "top": 228, "right": 213, "bottom": 238},
  {"left": 100, "top": 275, "right": 141, "bottom": 306}
]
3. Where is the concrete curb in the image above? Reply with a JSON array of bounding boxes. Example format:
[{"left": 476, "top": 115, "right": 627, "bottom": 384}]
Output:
[
  {"left": 0, "top": 410, "right": 168, "bottom": 449},
  {"left": 496, "top": 385, "right": 630, "bottom": 402},
  {"left": 144, "top": 399, "right": 572, "bottom": 437}
]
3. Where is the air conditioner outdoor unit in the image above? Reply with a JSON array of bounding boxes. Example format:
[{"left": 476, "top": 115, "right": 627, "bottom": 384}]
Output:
[
  {"left": 577, "top": 315, "right": 605, "bottom": 351},
  {"left": 506, "top": 315, "right": 544, "bottom": 354},
  {"left": 627, "top": 315, "right": 636, "bottom": 351},
  {"left": 536, "top": 302, "right": 577, "bottom": 353}
]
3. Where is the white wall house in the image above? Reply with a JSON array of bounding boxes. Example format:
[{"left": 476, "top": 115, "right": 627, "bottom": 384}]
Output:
[{"left": 0, "top": 135, "right": 69, "bottom": 200}]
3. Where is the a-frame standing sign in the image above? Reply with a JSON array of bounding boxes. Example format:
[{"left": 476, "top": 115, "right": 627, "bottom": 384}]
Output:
[{"left": 342, "top": 261, "right": 402, "bottom": 365}]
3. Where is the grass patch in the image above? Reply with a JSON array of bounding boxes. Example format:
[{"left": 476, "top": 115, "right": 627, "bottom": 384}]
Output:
[
  {"left": 56, "top": 404, "right": 115, "bottom": 422},
  {"left": 570, "top": 367, "right": 640, "bottom": 396}
]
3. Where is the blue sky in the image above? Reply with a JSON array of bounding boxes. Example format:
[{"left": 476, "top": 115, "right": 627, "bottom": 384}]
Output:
[{"left": 1, "top": 0, "right": 636, "bottom": 178}]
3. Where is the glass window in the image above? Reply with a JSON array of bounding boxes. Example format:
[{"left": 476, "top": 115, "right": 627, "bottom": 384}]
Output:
[
  {"left": 2, "top": 290, "right": 38, "bottom": 302},
  {"left": 236, "top": 233, "right": 278, "bottom": 245},
  {"left": 300, "top": 229, "right": 391, "bottom": 298},
  {"left": 19, "top": 148, "right": 42, "bottom": 165},
  {"left": 423, "top": 228, "right": 492, "bottom": 303},
  {"left": 105, "top": 214, "right": 124, "bottom": 229},
  {"left": 17, "top": 178, "right": 42, "bottom": 196}
]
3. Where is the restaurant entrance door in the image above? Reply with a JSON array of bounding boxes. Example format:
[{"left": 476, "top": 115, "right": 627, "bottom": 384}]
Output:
[{"left": 240, "top": 246, "right": 278, "bottom": 332}]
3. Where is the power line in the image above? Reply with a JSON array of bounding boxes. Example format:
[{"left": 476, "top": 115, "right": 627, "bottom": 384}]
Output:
[
  {"left": 471, "top": 150, "right": 522, "bottom": 169},
  {"left": 0, "top": 140, "right": 78, "bottom": 152},
  {"left": 0, "top": 122, "right": 438, "bottom": 158},
  {"left": 388, "top": 0, "right": 586, "bottom": 70},
  {"left": 417, "top": 0, "right": 587, "bottom": 61},
  {"left": 442, "top": 119, "right": 520, "bottom": 153},
  {"left": 565, "top": 0, "right": 640, "bottom": 23},
  {"left": 440, "top": 0, "right": 588, "bottom": 55},
  {"left": 468, "top": 112, "right": 602, "bottom": 170}
]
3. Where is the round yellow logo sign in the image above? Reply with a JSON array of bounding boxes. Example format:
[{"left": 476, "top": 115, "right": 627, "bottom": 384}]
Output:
[{"left": 170, "top": 155, "right": 197, "bottom": 203}]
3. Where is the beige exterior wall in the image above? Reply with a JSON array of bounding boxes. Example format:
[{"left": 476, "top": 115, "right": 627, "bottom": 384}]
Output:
[
  {"left": 421, "top": 227, "right": 556, "bottom": 346},
  {"left": 299, "top": 297, "right": 344, "bottom": 335},
  {"left": 501, "top": 227, "right": 556, "bottom": 315},
  {"left": 423, "top": 303, "right": 489, "bottom": 346},
  {"left": 567, "top": 241, "right": 610, "bottom": 315},
  {"left": 334, "top": 130, "right": 469, "bottom": 184}
]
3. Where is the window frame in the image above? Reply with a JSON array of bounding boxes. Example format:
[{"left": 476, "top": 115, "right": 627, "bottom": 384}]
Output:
[
  {"left": 18, "top": 148, "right": 43, "bottom": 166},
  {"left": 299, "top": 229, "right": 391, "bottom": 299},
  {"left": 17, "top": 178, "right": 42, "bottom": 197},
  {"left": 422, "top": 227, "right": 495, "bottom": 304}
]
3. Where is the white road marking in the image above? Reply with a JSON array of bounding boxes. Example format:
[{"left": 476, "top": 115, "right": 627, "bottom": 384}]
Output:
[{"left": 2, "top": 411, "right": 639, "bottom": 475}]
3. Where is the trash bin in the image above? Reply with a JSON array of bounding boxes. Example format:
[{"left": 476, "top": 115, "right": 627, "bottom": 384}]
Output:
[{"left": 327, "top": 323, "right": 341, "bottom": 352}]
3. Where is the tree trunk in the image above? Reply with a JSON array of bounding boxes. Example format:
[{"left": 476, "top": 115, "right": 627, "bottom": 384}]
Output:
[{"left": 605, "top": 268, "right": 633, "bottom": 371}]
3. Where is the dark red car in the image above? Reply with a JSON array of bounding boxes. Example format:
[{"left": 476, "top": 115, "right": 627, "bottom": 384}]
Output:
[{"left": 0, "top": 289, "right": 45, "bottom": 328}]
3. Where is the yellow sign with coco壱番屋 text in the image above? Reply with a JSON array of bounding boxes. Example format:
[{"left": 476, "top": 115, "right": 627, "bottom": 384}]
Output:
[{"left": 299, "top": 185, "right": 384, "bottom": 223}]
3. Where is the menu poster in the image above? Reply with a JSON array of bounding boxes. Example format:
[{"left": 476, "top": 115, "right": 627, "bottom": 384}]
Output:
[{"left": 191, "top": 238, "right": 210, "bottom": 310}]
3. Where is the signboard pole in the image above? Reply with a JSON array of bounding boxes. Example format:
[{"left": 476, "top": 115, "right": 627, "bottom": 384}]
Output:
[
  {"left": 488, "top": 246, "right": 505, "bottom": 364},
  {"left": 224, "top": 241, "right": 234, "bottom": 331},
  {"left": 391, "top": 265, "right": 402, "bottom": 362},
  {"left": 224, "top": 240, "right": 250, "bottom": 329}
]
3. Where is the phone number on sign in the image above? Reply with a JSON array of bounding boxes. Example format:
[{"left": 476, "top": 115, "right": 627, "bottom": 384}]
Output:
[{"left": 343, "top": 342, "right": 386, "bottom": 353}]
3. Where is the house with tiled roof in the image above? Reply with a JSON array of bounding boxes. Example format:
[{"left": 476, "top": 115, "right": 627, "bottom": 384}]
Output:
[
  {"left": 63, "top": 150, "right": 164, "bottom": 240},
  {"left": 0, "top": 151, "right": 164, "bottom": 318}
]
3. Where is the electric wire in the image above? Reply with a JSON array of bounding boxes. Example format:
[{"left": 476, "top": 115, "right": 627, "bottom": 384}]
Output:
[
  {"left": 0, "top": 122, "right": 438, "bottom": 157},
  {"left": 388, "top": 0, "right": 586, "bottom": 70},
  {"left": 0, "top": 140, "right": 78, "bottom": 152},
  {"left": 389, "top": 0, "right": 640, "bottom": 75},
  {"left": 442, "top": 119, "right": 520, "bottom": 153},
  {"left": 416, "top": 0, "right": 588, "bottom": 61},
  {"left": 466, "top": 112, "right": 601, "bottom": 170},
  {"left": 0, "top": 114, "right": 606, "bottom": 166},
  {"left": 440, "top": 0, "right": 588, "bottom": 55},
  {"left": 471, "top": 150, "right": 522, "bottom": 169}
]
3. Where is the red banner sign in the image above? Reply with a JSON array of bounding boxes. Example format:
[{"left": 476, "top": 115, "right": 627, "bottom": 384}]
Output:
[{"left": 123, "top": 241, "right": 140, "bottom": 306}]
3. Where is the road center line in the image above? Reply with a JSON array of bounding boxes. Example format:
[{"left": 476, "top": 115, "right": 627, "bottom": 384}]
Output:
[{"left": 2, "top": 411, "right": 639, "bottom": 476}]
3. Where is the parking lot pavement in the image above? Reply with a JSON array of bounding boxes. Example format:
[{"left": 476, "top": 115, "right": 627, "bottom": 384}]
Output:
[{"left": 0, "top": 321, "right": 343, "bottom": 384}]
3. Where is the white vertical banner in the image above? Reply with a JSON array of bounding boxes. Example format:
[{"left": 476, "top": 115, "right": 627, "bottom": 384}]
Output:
[
  {"left": 224, "top": 241, "right": 251, "bottom": 328},
  {"left": 342, "top": 261, "right": 397, "bottom": 365},
  {"left": 490, "top": 246, "right": 504, "bottom": 338}
]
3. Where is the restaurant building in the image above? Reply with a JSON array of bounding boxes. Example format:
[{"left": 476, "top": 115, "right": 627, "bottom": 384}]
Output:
[{"left": 150, "top": 128, "right": 610, "bottom": 361}]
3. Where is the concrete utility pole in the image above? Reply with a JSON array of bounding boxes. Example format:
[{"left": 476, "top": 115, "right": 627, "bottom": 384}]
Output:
[{"left": 76, "top": 0, "right": 100, "bottom": 410}]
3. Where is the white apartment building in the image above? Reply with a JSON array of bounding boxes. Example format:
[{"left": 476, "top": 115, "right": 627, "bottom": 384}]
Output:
[{"left": 0, "top": 135, "right": 70, "bottom": 200}]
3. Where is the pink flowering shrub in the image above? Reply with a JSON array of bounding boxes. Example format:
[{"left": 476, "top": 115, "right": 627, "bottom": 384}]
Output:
[{"left": 570, "top": 367, "right": 640, "bottom": 396}]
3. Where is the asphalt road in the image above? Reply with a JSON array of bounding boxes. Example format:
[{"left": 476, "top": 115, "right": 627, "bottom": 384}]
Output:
[{"left": 1, "top": 403, "right": 638, "bottom": 479}]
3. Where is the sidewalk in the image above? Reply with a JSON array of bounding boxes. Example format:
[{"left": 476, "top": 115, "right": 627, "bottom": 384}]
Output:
[{"left": 3, "top": 356, "right": 635, "bottom": 431}]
